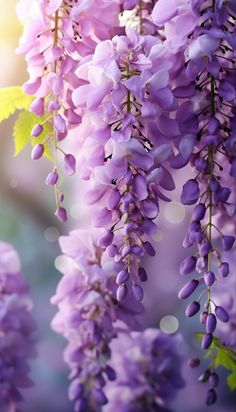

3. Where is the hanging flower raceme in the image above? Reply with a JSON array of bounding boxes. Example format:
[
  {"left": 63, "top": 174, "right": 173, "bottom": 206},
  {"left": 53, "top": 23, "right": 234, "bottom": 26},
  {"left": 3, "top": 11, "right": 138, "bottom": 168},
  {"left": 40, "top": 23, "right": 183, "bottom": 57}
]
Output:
[
  {"left": 211, "top": 251, "right": 236, "bottom": 350},
  {"left": 158, "top": 0, "right": 236, "bottom": 405},
  {"left": 72, "top": 28, "right": 177, "bottom": 303},
  {"left": 151, "top": 0, "right": 201, "bottom": 170},
  {"left": 104, "top": 328, "right": 185, "bottom": 412},
  {"left": 51, "top": 229, "right": 143, "bottom": 412},
  {"left": 0, "top": 241, "right": 37, "bottom": 410},
  {"left": 16, "top": 0, "right": 123, "bottom": 221}
]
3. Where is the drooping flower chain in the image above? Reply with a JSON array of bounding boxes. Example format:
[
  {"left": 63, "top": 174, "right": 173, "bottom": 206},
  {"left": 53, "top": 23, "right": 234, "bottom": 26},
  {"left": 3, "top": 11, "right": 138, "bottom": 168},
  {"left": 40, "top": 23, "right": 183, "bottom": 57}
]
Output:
[
  {"left": 72, "top": 29, "right": 176, "bottom": 303},
  {"left": 171, "top": 0, "right": 236, "bottom": 405},
  {"left": 12, "top": 0, "right": 236, "bottom": 409},
  {"left": 16, "top": 0, "right": 123, "bottom": 221},
  {"left": 51, "top": 229, "right": 143, "bottom": 412}
]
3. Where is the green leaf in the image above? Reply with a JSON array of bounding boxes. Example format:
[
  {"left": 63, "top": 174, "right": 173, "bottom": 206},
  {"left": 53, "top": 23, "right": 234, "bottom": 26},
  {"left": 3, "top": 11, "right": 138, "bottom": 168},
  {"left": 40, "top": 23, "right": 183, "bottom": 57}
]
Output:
[
  {"left": 0, "top": 86, "right": 33, "bottom": 122},
  {"left": 195, "top": 333, "right": 236, "bottom": 391},
  {"left": 214, "top": 344, "right": 236, "bottom": 371},
  {"left": 13, "top": 111, "right": 52, "bottom": 159},
  {"left": 227, "top": 370, "right": 236, "bottom": 391}
]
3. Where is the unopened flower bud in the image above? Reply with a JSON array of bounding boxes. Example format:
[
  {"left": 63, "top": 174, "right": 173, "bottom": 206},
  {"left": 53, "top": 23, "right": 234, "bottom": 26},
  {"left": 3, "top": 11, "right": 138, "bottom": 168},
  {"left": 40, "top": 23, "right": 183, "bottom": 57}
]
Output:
[
  {"left": 106, "top": 244, "right": 118, "bottom": 257},
  {"left": 46, "top": 170, "right": 59, "bottom": 186},
  {"left": 143, "top": 241, "right": 156, "bottom": 256},
  {"left": 186, "top": 301, "right": 200, "bottom": 317},
  {"left": 180, "top": 256, "right": 197, "bottom": 275},
  {"left": 206, "top": 314, "right": 217, "bottom": 334},
  {"left": 209, "top": 372, "right": 219, "bottom": 388},
  {"left": 132, "top": 284, "right": 144, "bottom": 302},
  {"left": 193, "top": 203, "right": 206, "bottom": 221},
  {"left": 215, "top": 187, "right": 231, "bottom": 203},
  {"left": 31, "top": 124, "right": 43, "bottom": 137},
  {"left": 116, "top": 270, "right": 129, "bottom": 285},
  {"left": 64, "top": 153, "right": 76, "bottom": 176},
  {"left": 199, "top": 241, "right": 212, "bottom": 257},
  {"left": 92, "top": 388, "right": 108, "bottom": 405},
  {"left": 54, "top": 114, "right": 66, "bottom": 133},
  {"left": 48, "top": 99, "right": 60, "bottom": 113},
  {"left": 104, "top": 365, "right": 116, "bottom": 381},
  {"left": 204, "top": 271, "right": 215, "bottom": 286},
  {"left": 188, "top": 357, "right": 200, "bottom": 368},
  {"left": 222, "top": 235, "right": 235, "bottom": 251},
  {"left": 178, "top": 279, "right": 199, "bottom": 299},
  {"left": 206, "top": 388, "right": 217, "bottom": 405},
  {"left": 30, "top": 97, "right": 44, "bottom": 116},
  {"left": 31, "top": 144, "right": 44, "bottom": 160},
  {"left": 201, "top": 333, "right": 213, "bottom": 349},
  {"left": 219, "top": 262, "right": 229, "bottom": 278},
  {"left": 199, "top": 369, "right": 210, "bottom": 383},
  {"left": 97, "top": 230, "right": 113, "bottom": 248},
  {"left": 116, "top": 284, "right": 128, "bottom": 302},
  {"left": 215, "top": 306, "right": 229, "bottom": 323},
  {"left": 138, "top": 267, "right": 148, "bottom": 282},
  {"left": 55, "top": 207, "right": 67, "bottom": 223}
]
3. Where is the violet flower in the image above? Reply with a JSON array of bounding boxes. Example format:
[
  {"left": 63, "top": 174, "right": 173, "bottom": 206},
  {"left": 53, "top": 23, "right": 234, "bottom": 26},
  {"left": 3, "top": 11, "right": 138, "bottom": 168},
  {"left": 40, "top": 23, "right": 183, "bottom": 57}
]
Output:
[
  {"left": 51, "top": 229, "right": 143, "bottom": 411},
  {"left": 104, "top": 329, "right": 185, "bottom": 412},
  {"left": 0, "top": 241, "right": 37, "bottom": 410},
  {"left": 16, "top": 0, "right": 125, "bottom": 218},
  {"left": 167, "top": 0, "right": 236, "bottom": 404},
  {"left": 72, "top": 28, "right": 177, "bottom": 302}
]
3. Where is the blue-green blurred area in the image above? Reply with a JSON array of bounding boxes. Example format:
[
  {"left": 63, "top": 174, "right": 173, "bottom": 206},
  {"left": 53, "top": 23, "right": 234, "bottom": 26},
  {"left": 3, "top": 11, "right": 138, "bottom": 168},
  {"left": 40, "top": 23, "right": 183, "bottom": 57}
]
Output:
[{"left": 0, "top": 170, "right": 73, "bottom": 412}]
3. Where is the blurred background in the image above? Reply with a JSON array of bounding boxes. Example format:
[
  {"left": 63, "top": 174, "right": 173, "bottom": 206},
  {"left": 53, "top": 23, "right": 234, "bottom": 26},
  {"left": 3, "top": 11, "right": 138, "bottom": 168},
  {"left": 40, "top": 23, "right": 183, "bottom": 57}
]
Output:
[{"left": 0, "top": 2, "right": 235, "bottom": 411}]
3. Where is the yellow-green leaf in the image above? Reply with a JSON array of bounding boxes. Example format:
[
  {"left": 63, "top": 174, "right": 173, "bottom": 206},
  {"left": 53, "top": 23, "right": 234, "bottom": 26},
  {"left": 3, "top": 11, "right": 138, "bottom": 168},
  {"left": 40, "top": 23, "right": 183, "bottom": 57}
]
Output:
[
  {"left": 13, "top": 111, "right": 52, "bottom": 159},
  {"left": 214, "top": 345, "right": 236, "bottom": 371},
  {"left": 0, "top": 86, "right": 33, "bottom": 122},
  {"left": 227, "top": 370, "right": 236, "bottom": 391},
  {"left": 195, "top": 333, "right": 236, "bottom": 391}
]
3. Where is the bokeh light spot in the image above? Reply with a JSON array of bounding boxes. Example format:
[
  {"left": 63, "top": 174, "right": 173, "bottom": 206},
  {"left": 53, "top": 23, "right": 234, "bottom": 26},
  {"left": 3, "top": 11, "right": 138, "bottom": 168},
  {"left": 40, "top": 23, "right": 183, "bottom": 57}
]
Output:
[
  {"left": 154, "top": 229, "right": 164, "bottom": 241},
  {"left": 44, "top": 226, "right": 59, "bottom": 242},
  {"left": 70, "top": 204, "right": 82, "bottom": 220},
  {"left": 54, "top": 255, "right": 65, "bottom": 271},
  {"left": 9, "top": 179, "right": 18, "bottom": 188},
  {"left": 160, "top": 315, "right": 179, "bottom": 334},
  {"left": 164, "top": 201, "right": 185, "bottom": 224}
]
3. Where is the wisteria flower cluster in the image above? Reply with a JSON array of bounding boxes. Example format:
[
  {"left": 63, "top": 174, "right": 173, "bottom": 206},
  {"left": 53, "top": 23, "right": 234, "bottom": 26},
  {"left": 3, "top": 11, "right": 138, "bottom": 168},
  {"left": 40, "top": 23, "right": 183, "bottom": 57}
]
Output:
[
  {"left": 74, "top": 27, "right": 177, "bottom": 303},
  {"left": 16, "top": 0, "right": 123, "bottom": 221},
  {"left": 105, "top": 328, "right": 185, "bottom": 412},
  {"left": 51, "top": 230, "right": 185, "bottom": 411},
  {"left": 0, "top": 0, "right": 235, "bottom": 410},
  {"left": 169, "top": 0, "right": 236, "bottom": 403},
  {"left": 0, "top": 241, "right": 36, "bottom": 411},
  {"left": 51, "top": 230, "right": 118, "bottom": 412}
]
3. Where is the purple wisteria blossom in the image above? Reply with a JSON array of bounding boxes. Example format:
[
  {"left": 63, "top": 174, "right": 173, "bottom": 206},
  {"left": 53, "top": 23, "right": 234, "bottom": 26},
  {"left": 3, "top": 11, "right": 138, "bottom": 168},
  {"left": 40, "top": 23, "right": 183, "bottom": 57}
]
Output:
[
  {"left": 11, "top": 0, "right": 236, "bottom": 409},
  {"left": 51, "top": 229, "right": 143, "bottom": 412},
  {"left": 154, "top": 0, "right": 236, "bottom": 404},
  {"left": 72, "top": 28, "right": 178, "bottom": 302},
  {"left": 176, "top": 0, "right": 236, "bottom": 345},
  {"left": 0, "top": 241, "right": 37, "bottom": 411},
  {"left": 16, "top": 0, "right": 125, "bottom": 219},
  {"left": 211, "top": 251, "right": 236, "bottom": 349},
  {"left": 104, "top": 329, "right": 185, "bottom": 412}
]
